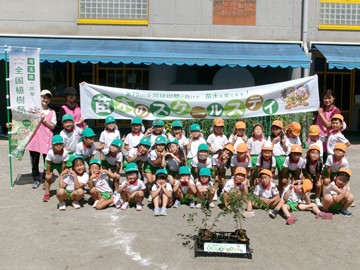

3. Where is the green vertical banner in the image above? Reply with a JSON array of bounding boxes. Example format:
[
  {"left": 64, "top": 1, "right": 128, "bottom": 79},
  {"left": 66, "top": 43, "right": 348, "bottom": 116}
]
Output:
[{"left": 7, "top": 47, "right": 41, "bottom": 161}]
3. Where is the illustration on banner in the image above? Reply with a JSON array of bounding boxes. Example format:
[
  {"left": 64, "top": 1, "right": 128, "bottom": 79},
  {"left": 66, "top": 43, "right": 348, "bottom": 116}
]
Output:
[{"left": 281, "top": 84, "right": 310, "bottom": 110}]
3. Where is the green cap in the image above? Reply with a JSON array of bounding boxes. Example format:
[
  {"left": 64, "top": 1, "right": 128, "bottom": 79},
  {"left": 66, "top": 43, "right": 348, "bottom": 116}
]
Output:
[
  {"left": 172, "top": 120, "right": 183, "bottom": 128},
  {"left": 198, "top": 143, "right": 209, "bottom": 152},
  {"left": 52, "top": 135, "right": 64, "bottom": 145},
  {"left": 105, "top": 115, "right": 116, "bottom": 124},
  {"left": 152, "top": 118, "right": 164, "bottom": 127},
  {"left": 82, "top": 128, "right": 96, "bottom": 138},
  {"left": 125, "top": 162, "right": 138, "bottom": 173},
  {"left": 156, "top": 168, "right": 168, "bottom": 176},
  {"left": 111, "top": 138, "right": 123, "bottom": 148},
  {"left": 179, "top": 166, "right": 191, "bottom": 175},
  {"left": 190, "top": 124, "right": 200, "bottom": 131},
  {"left": 167, "top": 138, "right": 179, "bottom": 145},
  {"left": 199, "top": 167, "right": 211, "bottom": 177},
  {"left": 155, "top": 135, "right": 167, "bottom": 145},
  {"left": 62, "top": 114, "right": 74, "bottom": 122},
  {"left": 89, "top": 159, "right": 101, "bottom": 167},
  {"left": 139, "top": 137, "right": 151, "bottom": 147},
  {"left": 70, "top": 154, "right": 84, "bottom": 166},
  {"left": 131, "top": 117, "right": 143, "bottom": 125}
]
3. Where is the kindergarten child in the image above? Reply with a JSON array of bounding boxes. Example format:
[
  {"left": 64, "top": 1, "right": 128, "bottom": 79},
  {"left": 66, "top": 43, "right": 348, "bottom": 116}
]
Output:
[
  {"left": 322, "top": 168, "right": 354, "bottom": 217},
  {"left": 281, "top": 179, "right": 332, "bottom": 225},
  {"left": 229, "top": 121, "right": 248, "bottom": 151},
  {"left": 118, "top": 162, "right": 146, "bottom": 211},
  {"left": 326, "top": 114, "right": 350, "bottom": 156},
  {"left": 75, "top": 128, "right": 97, "bottom": 164},
  {"left": 281, "top": 144, "right": 304, "bottom": 192},
  {"left": 43, "top": 135, "right": 69, "bottom": 202},
  {"left": 123, "top": 117, "right": 144, "bottom": 151},
  {"left": 98, "top": 116, "right": 121, "bottom": 158},
  {"left": 145, "top": 118, "right": 165, "bottom": 146},
  {"left": 125, "top": 137, "right": 151, "bottom": 167},
  {"left": 206, "top": 117, "right": 229, "bottom": 155},
  {"left": 186, "top": 124, "right": 207, "bottom": 166},
  {"left": 306, "top": 125, "right": 323, "bottom": 159},
  {"left": 162, "top": 138, "right": 186, "bottom": 185},
  {"left": 191, "top": 143, "right": 212, "bottom": 181},
  {"left": 324, "top": 142, "right": 349, "bottom": 187},
  {"left": 56, "top": 155, "right": 89, "bottom": 210},
  {"left": 88, "top": 159, "right": 120, "bottom": 210},
  {"left": 195, "top": 168, "right": 215, "bottom": 208},
  {"left": 254, "top": 141, "right": 276, "bottom": 185},
  {"left": 168, "top": 120, "right": 188, "bottom": 153},
  {"left": 212, "top": 144, "right": 234, "bottom": 195},
  {"left": 230, "top": 143, "right": 252, "bottom": 177},
  {"left": 59, "top": 114, "right": 82, "bottom": 154},
  {"left": 151, "top": 169, "right": 173, "bottom": 216},
  {"left": 302, "top": 145, "right": 323, "bottom": 207},
  {"left": 172, "top": 166, "right": 197, "bottom": 208},
  {"left": 101, "top": 138, "right": 123, "bottom": 191},
  {"left": 285, "top": 121, "right": 302, "bottom": 150}
]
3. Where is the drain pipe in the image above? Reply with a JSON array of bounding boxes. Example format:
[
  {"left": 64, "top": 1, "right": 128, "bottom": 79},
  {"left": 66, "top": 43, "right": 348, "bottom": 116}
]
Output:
[{"left": 302, "top": 0, "right": 310, "bottom": 77}]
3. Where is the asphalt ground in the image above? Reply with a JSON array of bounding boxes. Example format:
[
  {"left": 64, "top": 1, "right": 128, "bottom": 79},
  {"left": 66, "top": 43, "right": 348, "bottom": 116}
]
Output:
[{"left": 0, "top": 138, "right": 359, "bottom": 270}]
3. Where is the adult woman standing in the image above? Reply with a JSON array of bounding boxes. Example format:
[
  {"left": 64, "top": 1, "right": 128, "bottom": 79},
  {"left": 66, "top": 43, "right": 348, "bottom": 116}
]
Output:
[
  {"left": 26, "top": 90, "right": 57, "bottom": 189},
  {"left": 58, "top": 87, "right": 86, "bottom": 129}
]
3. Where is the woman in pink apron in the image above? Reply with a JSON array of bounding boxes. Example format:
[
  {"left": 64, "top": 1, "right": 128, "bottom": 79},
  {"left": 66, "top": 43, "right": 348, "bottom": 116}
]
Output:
[{"left": 26, "top": 89, "right": 57, "bottom": 189}]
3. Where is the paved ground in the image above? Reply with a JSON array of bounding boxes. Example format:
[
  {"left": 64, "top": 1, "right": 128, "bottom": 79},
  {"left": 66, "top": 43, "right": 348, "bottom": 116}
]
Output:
[{"left": 0, "top": 137, "right": 360, "bottom": 270}]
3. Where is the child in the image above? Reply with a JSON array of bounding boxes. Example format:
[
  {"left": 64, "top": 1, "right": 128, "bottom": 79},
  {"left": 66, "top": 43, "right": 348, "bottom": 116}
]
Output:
[
  {"left": 230, "top": 143, "right": 252, "bottom": 177},
  {"left": 222, "top": 167, "right": 254, "bottom": 217},
  {"left": 75, "top": 128, "right": 97, "bottom": 164},
  {"left": 212, "top": 144, "right": 234, "bottom": 195},
  {"left": 43, "top": 135, "right": 69, "bottom": 202},
  {"left": 172, "top": 166, "right": 197, "bottom": 208},
  {"left": 145, "top": 118, "right": 165, "bottom": 146},
  {"left": 285, "top": 121, "right": 302, "bottom": 150},
  {"left": 229, "top": 121, "right": 248, "bottom": 151},
  {"left": 302, "top": 145, "right": 323, "bottom": 207},
  {"left": 323, "top": 168, "right": 354, "bottom": 217},
  {"left": 281, "top": 144, "right": 304, "bottom": 192},
  {"left": 162, "top": 138, "right": 186, "bottom": 186},
  {"left": 59, "top": 114, "right": 82, "bottom": 154},
  {"left": 57, "top": 155, "right": 89, "bottom": 210},
  {"left": 326, "top": 114, "right": 350, "bottom": 156},
  {"left": 88, "top": 159, "right": 120, "bottom": 210},
  {"left": 254, "top": 141, "right": 276, "bottom": 186},
  {"left": 151, "top": 169, "right": 173, "bottom": 216},
  {"left": 247, "top": 123, "right": 266, "bottom": 187},
  {"left": 168, "top": 120, "right": 188, "bottom": 154},
  {"left": 98, "top": 116, "right": 121, "bottom": 158},
  {"left": 252, "top": 169, "right": 281, "bottom": 219},
  {"left": 101, "top": 138, "right": 123, "bottom": 191},
  {"left": 144, "top": 135, "right": 167, "bottom": 198},
  {"left": 125, "top": 137, "right": 151, "bottom": 167},
  {"left": 324, "top": 142, "right": 349, "bottom": 187},
  {"left": 186, "top": 123, "right": 207, "bottom": 166},
  {"left": 306, "top": 125, "right": 323, "bottom": 159},
  {"left": 281, "top": 179, "right": 333, "bottom": 225},
  {"left": 207, "top": 117, "right": 228, "bottom": 155},
  {"left": 268, "top": 119, "right": 289, "bottom": 182},
  {"left": 124, "top": 117, "right": 144, "bottom": 151},
  {"left": 191, "top": 143, "right": 212, "bottom": 181},
  {"left": 118, "top": 162, "right": 146, "bottom": 211},
  {"left": 195, "top": 168, "right": 215, "bottom": 208}
]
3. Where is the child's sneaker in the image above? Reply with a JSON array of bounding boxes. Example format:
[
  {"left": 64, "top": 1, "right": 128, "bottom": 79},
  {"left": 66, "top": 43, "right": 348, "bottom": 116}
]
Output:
[
  {"left": 209, "top": 202, "right": 215, "bottom": 208},
  {"left": 42, "top": 193, "right": 50, "bottom": 202},
  {"left": 212, "top": 192, "right": 218, "bottom": 201},
  {"left": 112, "top": 194, "right": 121, "bottom": 208},
  {"left": 189, "top": 201, "right": 195, "bottom": 208},
  {"left": 286, "top": 216, "right": 297, "bottom": 225},
  {"left": 242, "top": 211, "right": 255, "bottom": 219},
  {"left": 136, "top": 203, "right": 143, "bottom": 211},
  {"left": 339, "top": 209, "right": 353, "bottom": 217},
  {"left": 92, "top": 200, "right": 99, "bottom": 208},
  {"left": 160, "top": 207, "right": 167, "bottom": 216},
  {"left": 195, "top": 203, "right": 202, "bottom": 209},
  {"left": 121, "top": 202, "right": 129, "bottom": 210},
  {"left": 268, "top": 209, "right": 278, "bottom": 219},
  {"left": 314, "top": 198, "right": 322, "bottom": 207},
  {"left": 316, "top": 211, "right": 333, "bottom": 220},
  {"left": 58, "top": 202, "right": 66, "bottom": 211},
  {"left": 147, "top": 194, "right": 152, "bottom": 202},
  {"left": 173, "top": 200, "right": 180, "bottom": 208},
  {"left": 153, "top": 207, "right": 161, "bottom": 216},
  {"left": 72, "top": 201, "right": 81, "bottom": 209},
  {"left": 32, "top": 180, "right": 40, "bottom": 189}
]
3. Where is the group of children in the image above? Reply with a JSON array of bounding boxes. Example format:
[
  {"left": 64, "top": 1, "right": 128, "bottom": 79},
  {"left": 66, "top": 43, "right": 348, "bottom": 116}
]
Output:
[{"left": 42, "top": 113, "right": 355, "bottom": 224}]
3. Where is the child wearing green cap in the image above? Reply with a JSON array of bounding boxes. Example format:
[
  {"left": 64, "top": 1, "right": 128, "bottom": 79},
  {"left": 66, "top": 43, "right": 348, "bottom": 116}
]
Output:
[
  {"left": 195, "top": 167, "right": 215, "bottom": 208},
  {"left": 59, "top": 114, "right": 82, "bottom": 154},
  {"left": 125, "top": 137, "right": 151, "bottom": 179},
  {"left": 124, "top": 117, "right": 144, "bottom": 151},
  {"left": 172, "top": 166, "right": 197, "bottom": 208},
  {"left": 57, "top": 155, "right": 89, "bottom": 210},
  {"left": 186, "top": 124, "right": 206, "bottom": 166},
  {"left": 191, "top": 143, "right": 212, "bottom": 182},
  {"left": 97, "top": 116, "right": 120, "bottom": 159},
  {"left": 43, "top": 135, "right": 69, "bottom": 202},
  {"left": 168, "top": 120, "right": 188, "bottom": 155},
  {"left": 151, "top": 169, "right": 173, "bottom": 216},
  {"left": 144, "top": 118, "right": 165, "bottom": 146},
  {"left": 75, "top": 128, "right": 97, "bottom": 164},
  {"left": 101, "top": 138, "right": 123, "bottom": 191}
]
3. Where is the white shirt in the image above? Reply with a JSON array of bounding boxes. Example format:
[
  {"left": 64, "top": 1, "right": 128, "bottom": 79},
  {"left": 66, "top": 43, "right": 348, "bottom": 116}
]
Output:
[
  {"left": 124, "top": 132, "right": 144, "bottom": 149},
  {"left": 92, "top": 173, "right": 113, "bottom": 193},
  {"left": 256, "top": 155, "right": 276, "bottom": 170},
  {"left": 325, "top": 156, "right": 349, "bottom": 173},
  {"left": 283, "top": 156, "right": 304, "bottom": 171},
  {"left": 228, "top": 134, "right": 245, "bottom": 152},
  {"left": 168, "top": 133, "right": 188, "bottom": 150},
  {"left": 247, "top": 137, "right": 265, "bottom": 155},
  {"left": 187, "top": 137, "right": 207, "bottom": 159},
  {"left": 301, "top": 159, "right": 320, "bottom": 175},
  {"left": 212, "top": 155, "right": 230, "bottom": 169},
  {"left": 254, "top": 182, "right": 279, "bottom": 199},
  {"left": 99, "top": 130, "right": 121, "bottom": 148},
  {"left": 125, "top": 147, "right": 148, "bottom": 162},
  {"left": 63, "top": 172, "right": 89, "bottom": 191},
  {"left": 45, "top": 149, "right": 69, "bottom": 164},
  {"left": 286, "top": 136, "right": 302, "bottom": 155},
  {"left": 230, "top": 155, "right": 252, "bottom": 168},
  {"left": 148, "top": 149, "right": 164, "bottom": 166},
  {"left": 268, "top": 135, "right": 289, "bottom": 156},
  {"left": 325, "top": 181, "right": 349, "bottom": 195},
  {"left": 282, "top": 185, "right": 305, "bottom": 202},
  {"left": 43, "top": 108, "right": 57, "bottom": 125},
  {"left": 191, "top": 156, "right": 212, "bottom": 169},
  {"left": 60, "top": 127, "right": 82, "bottom": 153},
  {"left": 75, "top": 142, "right": 96, "bottom": 159},
  {"left": 196, "top": 180, "right": 214, "bottom": 189},
  {"left": 102, "top": 148, "right": 123, "bottom": 166},
  {"left": 307, "top": 139, "right": 324, "bottom": 157},
  {"left": 121, "top": 179, "right": 146, "bottom": 194},
  {"left": 223, "top": 179, "right": 245, "bottom": 193},
  {"left": 206, "top": 133, "right": 228, "bottom": 153},
  {"left": 326, "top": 131, "right": 349, "bottom": 155},
  {"left": 151, "top": 182, "right": 173, "bottom": 191}
]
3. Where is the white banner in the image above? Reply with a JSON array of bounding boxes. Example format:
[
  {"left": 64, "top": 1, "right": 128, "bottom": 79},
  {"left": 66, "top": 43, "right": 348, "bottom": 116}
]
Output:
[
  {"left": 80, "top": 75, "right": 319, "bottom": 120},
  {"left": 8, "top": 47, "right": 41, "bottom": 160}
]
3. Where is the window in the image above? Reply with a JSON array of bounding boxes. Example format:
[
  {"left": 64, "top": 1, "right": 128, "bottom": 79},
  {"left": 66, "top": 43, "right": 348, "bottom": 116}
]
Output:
[
  {"left": 78, "top": 0, "right": 148, "bottom": 25},
  {"left": 319, "top": 0, "right": 360, "bottom": 30}
]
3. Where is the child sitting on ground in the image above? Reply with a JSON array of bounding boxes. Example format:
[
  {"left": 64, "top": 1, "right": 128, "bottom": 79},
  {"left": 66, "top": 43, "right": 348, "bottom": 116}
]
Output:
[
  {"left": 322, "top": 168, "right": 354, "bottom": 217},
  {"left": 195, "top": 168, "right": 215, "bottom": 209},
  {"left": 172, "top": 166, "right": 197, "bottom": 208},
  {"left": 212, "top": 144, "right": 234, "bottom": 196},
  {"left": 191, "top": 143, "right": 212, "bottom": 181},
  {"left": 151, "top": 169, "right": 173, "bottom": 216},
  {"left": 57, "top": 155, "right": 89, "bottom": 210}
]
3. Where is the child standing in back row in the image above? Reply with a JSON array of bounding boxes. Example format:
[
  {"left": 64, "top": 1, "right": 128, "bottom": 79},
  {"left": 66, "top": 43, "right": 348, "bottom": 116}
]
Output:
[
  {"left": 187, "top": 124, "right": 206, "bottom": 166},
  {"left": 98, "top": 116, "right": 120, "bottom": 159},
  {"left": 60, "top": 114, "right": 82, "bottom": 154},
  {"left": 206, "top": 117, "right": 228, "bottom": 155}
]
